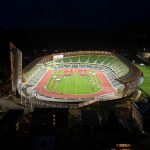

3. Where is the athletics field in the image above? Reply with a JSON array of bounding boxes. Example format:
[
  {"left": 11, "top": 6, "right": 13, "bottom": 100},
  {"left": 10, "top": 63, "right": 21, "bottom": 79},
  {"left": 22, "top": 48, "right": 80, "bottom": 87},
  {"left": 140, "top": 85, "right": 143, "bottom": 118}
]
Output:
[
  {"left": 45, "top": 69, "right": 101, "bottom": 95},
  {"left": 35, "top": 68, "right": 115, "bottom": 99},
  {"left": 137, "top": 65, "right": 150, "bottom": 96}
]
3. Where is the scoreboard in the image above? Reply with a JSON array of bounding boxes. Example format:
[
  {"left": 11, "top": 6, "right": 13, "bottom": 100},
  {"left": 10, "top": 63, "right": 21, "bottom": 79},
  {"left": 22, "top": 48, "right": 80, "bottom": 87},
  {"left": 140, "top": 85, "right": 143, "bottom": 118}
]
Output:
[{"left": 53, "top": 54, "right": 64, "bottom": 60}]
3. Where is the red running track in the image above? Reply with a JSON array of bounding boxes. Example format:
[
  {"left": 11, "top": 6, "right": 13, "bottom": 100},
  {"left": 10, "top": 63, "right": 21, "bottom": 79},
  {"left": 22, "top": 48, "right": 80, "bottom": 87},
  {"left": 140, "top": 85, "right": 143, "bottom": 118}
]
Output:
[{"left": 34, "top": 68, "right": 116, "bottom": 99}]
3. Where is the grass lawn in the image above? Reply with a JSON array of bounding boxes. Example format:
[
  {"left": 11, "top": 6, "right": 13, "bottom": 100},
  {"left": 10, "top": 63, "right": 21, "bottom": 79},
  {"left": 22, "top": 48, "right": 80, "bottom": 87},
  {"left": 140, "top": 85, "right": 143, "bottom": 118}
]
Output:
[
  {"left": 136, "top": 64, "right": 150, "bottom": 96},
  {"left": 45, "top": 70, "right": 101, "bottom": 95}
]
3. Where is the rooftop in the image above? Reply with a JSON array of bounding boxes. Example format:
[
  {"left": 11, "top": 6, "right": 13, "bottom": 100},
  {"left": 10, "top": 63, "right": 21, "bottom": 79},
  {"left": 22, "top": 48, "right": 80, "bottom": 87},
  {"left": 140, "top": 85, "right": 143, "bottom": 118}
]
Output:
[{"left": 134, "top": 101, "right": 150, "bottom": 117}]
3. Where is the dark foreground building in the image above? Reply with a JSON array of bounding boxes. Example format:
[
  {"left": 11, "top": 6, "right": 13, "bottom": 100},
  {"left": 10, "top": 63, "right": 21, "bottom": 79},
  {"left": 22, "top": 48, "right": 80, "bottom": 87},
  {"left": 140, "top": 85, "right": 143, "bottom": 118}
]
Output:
[
  {"left": 30, "top": 108, "right": 69, "bottom": 135},
  {"left": 132, "top": 101, "right": 150, "bottom": 133},
  {"left": 0, "top": 109, "right": 24, "bottom": 134}
]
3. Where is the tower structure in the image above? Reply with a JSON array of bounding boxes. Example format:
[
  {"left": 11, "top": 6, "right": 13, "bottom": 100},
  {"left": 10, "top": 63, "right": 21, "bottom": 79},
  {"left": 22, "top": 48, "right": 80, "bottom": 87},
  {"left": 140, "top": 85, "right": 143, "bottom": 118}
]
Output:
[{"left": 10, "top": 42, "right": 22, "bottom": 94}]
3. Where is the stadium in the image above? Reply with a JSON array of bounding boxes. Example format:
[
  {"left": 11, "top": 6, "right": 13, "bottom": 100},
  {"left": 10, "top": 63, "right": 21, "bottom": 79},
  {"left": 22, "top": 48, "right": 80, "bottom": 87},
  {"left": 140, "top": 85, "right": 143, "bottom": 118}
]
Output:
[{"left": 10, "top": 44, "right": 143, "bottom": 108}]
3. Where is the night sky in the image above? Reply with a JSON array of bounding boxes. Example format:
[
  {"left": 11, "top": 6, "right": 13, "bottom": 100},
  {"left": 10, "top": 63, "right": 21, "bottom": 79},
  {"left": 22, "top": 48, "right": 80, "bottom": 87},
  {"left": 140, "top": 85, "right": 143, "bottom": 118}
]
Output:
[{"left": 0, "top": 0, "right": 150, "bottom": 28}]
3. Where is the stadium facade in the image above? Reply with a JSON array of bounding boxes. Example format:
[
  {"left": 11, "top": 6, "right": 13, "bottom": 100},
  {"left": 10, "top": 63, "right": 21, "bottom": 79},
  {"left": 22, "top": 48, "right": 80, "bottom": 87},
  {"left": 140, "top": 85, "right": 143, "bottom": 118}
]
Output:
[{"left": 10, "top": 43, "right": 143, "bottom": 108}]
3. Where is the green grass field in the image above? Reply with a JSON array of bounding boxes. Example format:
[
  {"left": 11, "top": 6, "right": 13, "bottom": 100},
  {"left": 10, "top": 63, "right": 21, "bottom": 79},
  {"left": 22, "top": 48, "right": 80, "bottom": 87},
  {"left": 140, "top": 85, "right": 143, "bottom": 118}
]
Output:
[
  {"left": 136, "top": 64, "right": 150, "bottom": 96},
  {"left": 45, "top": 70, "right": 101, "bottom": 95}
]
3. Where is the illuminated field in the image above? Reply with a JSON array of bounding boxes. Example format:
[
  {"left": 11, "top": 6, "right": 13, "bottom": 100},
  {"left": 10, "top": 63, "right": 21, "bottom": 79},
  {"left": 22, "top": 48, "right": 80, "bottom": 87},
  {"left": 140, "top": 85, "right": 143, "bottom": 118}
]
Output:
[
  {"left": 45, "top": 70, "right": 101, "bottom": 95},
  {"left": 137, "top": 65, "right": 150, "bottom": 96}
]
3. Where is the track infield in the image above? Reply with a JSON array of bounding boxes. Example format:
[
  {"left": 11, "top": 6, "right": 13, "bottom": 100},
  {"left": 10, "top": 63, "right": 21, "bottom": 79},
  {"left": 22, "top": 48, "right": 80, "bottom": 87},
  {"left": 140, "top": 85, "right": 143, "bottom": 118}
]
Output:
[{"left": 34, "top": 68, "right": 116, "bottom": 99}]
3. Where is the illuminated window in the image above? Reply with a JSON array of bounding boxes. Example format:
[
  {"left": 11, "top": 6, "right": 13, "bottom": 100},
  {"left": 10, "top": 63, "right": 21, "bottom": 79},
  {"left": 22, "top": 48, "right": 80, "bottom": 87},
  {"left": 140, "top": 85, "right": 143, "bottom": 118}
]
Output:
[
  {"left": 116, "top": 144, "right": 131, "bottom": 148},
  {"left": 16, "top": 122, "right": 19, "bottom": 131},
  {"left": 120, "top": 149, "right": 131, "bottom": 150},
  {"left": 52, "top": 114, "right": 56, "bottom": 125}
]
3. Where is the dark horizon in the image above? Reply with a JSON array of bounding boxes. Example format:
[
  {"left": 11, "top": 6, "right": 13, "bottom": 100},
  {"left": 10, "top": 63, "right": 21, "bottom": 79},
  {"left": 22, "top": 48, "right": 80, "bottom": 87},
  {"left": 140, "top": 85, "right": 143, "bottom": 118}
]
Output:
[{"left": 1, "top": 23, "right": 150, "bottom": 65}]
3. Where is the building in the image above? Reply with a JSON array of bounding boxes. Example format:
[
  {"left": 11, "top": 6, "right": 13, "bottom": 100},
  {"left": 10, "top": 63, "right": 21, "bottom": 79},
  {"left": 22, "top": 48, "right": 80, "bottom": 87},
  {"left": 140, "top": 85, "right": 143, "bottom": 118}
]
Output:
[
  {"left": 0, "top": 109, "right": 24, "bottom": 134},
  {"left": 81, "top": 109, "right": 101, "bottom": 135},
  {"left": 30, "top": 108, "right": 69, "bottom": 135},
  {"left": 132, "top": 101, "right": 150, "bottom": 133}
]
